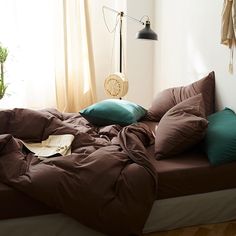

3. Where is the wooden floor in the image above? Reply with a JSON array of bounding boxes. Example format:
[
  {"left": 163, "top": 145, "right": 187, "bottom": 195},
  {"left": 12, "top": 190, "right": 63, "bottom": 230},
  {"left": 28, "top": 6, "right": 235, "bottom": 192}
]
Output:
[{"left": 143, "top": 220, "right": 236, "bottom": 236}]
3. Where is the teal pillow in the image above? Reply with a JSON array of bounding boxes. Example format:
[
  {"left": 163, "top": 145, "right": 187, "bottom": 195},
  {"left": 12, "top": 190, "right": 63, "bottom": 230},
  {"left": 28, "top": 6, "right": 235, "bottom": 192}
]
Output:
[
  {"left": 79, "top": 99, "right": 147, "bottom": 126},
  {"left": 204, "top": 108, "right": 236, "bottom": 165}
]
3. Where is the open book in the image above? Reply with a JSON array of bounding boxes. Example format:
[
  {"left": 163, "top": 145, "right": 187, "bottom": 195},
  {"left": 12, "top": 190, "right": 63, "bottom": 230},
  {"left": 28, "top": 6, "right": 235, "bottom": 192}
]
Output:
[{"left": 21, "top": 134, "right": 74, "bottom": 160}]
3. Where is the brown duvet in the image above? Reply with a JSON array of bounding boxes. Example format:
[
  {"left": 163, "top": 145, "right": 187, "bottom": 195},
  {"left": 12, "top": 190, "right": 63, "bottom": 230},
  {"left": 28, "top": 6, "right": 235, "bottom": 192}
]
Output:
[
  {"left": 0, "top": 108, "right": 157, "bottom": 236},
  {"left": 0, "top": 182, "right": 56, "bottom": 220}
]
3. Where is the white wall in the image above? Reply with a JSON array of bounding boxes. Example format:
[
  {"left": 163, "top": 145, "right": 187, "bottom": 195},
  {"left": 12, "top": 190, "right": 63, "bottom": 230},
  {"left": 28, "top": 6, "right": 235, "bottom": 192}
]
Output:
[
  {"left": 154, "top": 0, "right": 236, "bottom": 111},
  {"left": 126, "top": 0, "right": 155, "bottom": 108},
  {"left": 89, "top": 0, "right": 235, "bottom": 111},
  {"left": 89, "top": 0, "right": 155, "bottom": 108}
]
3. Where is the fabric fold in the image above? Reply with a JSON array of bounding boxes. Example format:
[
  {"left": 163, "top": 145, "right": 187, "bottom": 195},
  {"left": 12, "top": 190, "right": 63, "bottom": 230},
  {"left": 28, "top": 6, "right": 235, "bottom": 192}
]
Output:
[{"left": 0, "top": 108, "right": 157, "bottom": 236}]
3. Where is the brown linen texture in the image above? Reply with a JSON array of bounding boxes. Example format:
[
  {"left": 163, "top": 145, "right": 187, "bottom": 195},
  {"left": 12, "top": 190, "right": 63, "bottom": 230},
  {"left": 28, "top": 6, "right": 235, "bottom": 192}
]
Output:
[
  {"left": 0, "top": 108, "right": 157, "bottom": 236},
  {"left": 147, "top": 71, "right": 215, "bottom": 122},
  {"left": 155, "top": 94, "right": 208, "bottom": 160}
]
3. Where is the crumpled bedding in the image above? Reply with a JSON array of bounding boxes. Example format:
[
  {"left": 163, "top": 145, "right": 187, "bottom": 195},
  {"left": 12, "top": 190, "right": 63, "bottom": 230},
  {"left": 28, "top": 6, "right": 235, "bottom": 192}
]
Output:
[{"left": 0, "top": 108, "right": 157, "bottom": 236}]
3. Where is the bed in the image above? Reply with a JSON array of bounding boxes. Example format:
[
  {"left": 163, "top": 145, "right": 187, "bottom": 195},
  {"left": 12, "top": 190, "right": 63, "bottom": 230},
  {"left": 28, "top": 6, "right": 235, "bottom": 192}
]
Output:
[
  {"left": 2, "top": 72, "right": 235, "bottom": 235},
  {"left": 1, "top": 138, "right": 236, "bottom": 235},
  {"left": 1, "top": 108, "right": 236, "bottom": 236}
]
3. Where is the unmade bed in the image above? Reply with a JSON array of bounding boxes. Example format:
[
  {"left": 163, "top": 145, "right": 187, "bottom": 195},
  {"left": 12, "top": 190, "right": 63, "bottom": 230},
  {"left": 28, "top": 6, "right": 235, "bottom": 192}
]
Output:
[
  {"left": 1, "top": 108, "right": 236, "bottom": 235},
  {"left": 1, "top": 152, "right": 236, "bottom": 235}
]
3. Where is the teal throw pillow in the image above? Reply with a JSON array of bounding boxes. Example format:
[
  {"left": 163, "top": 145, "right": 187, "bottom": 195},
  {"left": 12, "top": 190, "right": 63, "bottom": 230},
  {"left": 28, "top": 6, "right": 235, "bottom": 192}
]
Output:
[
  {"left": 204, "top": 108, "right": 236, "bottom": 165},
  {"left": 80, "top": 99, "right": 147, "bottom": 126}
]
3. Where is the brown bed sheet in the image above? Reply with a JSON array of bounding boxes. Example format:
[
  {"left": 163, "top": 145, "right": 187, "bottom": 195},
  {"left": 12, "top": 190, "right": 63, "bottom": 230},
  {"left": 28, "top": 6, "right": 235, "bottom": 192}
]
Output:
[
  {"left": 0, "top": 183, "right": 56, "bottom": 220},
  {"left": 154, "top": 149, "right": 236, "bottom": 199},
  {"left": 143, "top": 121, "right": 236, "bottom": 200}
]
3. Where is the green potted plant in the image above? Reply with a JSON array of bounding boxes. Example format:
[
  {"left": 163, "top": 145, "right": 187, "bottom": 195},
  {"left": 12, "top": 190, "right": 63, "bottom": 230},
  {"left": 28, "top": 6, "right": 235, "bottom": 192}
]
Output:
[{"left": 0, "top": 44, "right": 8, "bottom": 99}]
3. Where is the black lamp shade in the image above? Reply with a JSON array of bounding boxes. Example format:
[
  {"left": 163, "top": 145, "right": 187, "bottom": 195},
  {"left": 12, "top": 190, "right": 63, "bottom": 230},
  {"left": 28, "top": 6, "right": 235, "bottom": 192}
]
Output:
[{"left": 136, "top": 21, "right": 157, "bottom": 40}]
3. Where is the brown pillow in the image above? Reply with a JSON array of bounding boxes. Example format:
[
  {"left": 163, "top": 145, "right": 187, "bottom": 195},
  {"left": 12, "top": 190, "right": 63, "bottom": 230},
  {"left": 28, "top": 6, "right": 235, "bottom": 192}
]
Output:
[
  {"left": 147, "top": 71, "right": 215, "bottom": 121},
  {"left": 155, "top": 94, "right": 208, "bottom": 160}
]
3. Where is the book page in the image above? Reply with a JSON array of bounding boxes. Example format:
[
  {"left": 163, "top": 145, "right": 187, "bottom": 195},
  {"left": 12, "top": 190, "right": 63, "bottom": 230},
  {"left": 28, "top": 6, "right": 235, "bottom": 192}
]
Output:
[{"left": 21, "top": 134, "right": 74, "bottom": 158}]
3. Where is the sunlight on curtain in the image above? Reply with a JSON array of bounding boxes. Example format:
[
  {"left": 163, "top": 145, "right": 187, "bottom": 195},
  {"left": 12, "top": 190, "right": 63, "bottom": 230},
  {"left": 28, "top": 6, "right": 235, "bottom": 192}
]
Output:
[{"left": 0, "top": 0, "right": 96, "bottom": 111}]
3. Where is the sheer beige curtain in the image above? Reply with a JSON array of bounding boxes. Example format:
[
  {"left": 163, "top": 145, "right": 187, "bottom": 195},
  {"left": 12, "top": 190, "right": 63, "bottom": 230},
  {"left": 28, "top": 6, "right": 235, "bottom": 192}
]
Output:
[{"left": 55, "top": 0, "right": 97, "bottom": 112}]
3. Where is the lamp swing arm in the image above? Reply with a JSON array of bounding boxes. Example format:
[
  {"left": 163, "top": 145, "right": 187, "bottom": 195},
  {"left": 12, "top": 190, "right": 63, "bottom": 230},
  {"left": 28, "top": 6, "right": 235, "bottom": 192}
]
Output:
[
  {"left": 102, "top": 5, "right": 157, "bottom": 41},
  {"left": 103, "top": 6, "right": 157, "bottom": 73},
  {"left": 102, "top": 6, "right": 146, "bottom": 26}
]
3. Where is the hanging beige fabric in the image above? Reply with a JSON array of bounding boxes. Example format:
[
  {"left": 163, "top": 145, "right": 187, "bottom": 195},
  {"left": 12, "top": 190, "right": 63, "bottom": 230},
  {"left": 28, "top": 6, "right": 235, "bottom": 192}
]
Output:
[
  {"left": 221, "top": 0, "right": 236, "bottom": 73},
  {"left": 54, "top": 0, "right": 97, "bottom": 112}
]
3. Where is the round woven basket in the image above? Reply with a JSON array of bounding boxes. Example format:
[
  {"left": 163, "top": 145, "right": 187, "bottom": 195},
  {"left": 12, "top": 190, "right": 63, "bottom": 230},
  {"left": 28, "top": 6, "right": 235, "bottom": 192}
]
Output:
[{"left": 104, "top": 72, "right": 128, "bottom": 98}]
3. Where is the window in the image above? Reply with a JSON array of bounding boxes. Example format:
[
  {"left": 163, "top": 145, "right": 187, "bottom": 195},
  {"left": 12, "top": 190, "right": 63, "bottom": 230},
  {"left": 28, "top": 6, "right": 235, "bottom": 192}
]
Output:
[{"left": 0, "top": 0, "right": 56, "bottom": 108}]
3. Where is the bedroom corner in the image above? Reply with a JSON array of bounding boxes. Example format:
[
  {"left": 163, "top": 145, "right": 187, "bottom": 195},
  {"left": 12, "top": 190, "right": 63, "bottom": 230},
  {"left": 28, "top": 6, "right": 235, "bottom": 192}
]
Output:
[{"left": 1, "top": 0, "right": 236, "bottom": 236}]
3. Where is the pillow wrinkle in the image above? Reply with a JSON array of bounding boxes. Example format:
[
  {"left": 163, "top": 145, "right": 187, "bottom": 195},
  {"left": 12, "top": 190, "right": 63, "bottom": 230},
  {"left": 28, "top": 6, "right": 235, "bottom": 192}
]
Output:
[
  {"left": 167, "top": 104, "right": 204, "bottom": 119},
  {"left": 157, "top": 128, "right": 201, "bottom": 157},
  {"left": 147, "top": 71, "right": 215, "bottom": 122}
]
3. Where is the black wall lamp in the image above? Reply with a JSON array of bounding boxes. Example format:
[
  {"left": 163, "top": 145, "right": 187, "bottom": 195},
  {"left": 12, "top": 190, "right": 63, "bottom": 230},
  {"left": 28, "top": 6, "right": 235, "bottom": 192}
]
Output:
[{"left": 136, "top": 16, "right": 158, "bottom": 41}]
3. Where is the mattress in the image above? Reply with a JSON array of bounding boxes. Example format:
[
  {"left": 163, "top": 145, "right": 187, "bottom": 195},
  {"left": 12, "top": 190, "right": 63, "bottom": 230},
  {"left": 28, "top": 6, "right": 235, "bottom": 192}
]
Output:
[
  {"left": 153, "top": 148, "right": 236, "bottom": 199},
  {"left": 144, "top": 187, "right": 236, "bottom": 233},
  {"left": 1, "top": 188, "right": 236, "bottom": 236}
]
